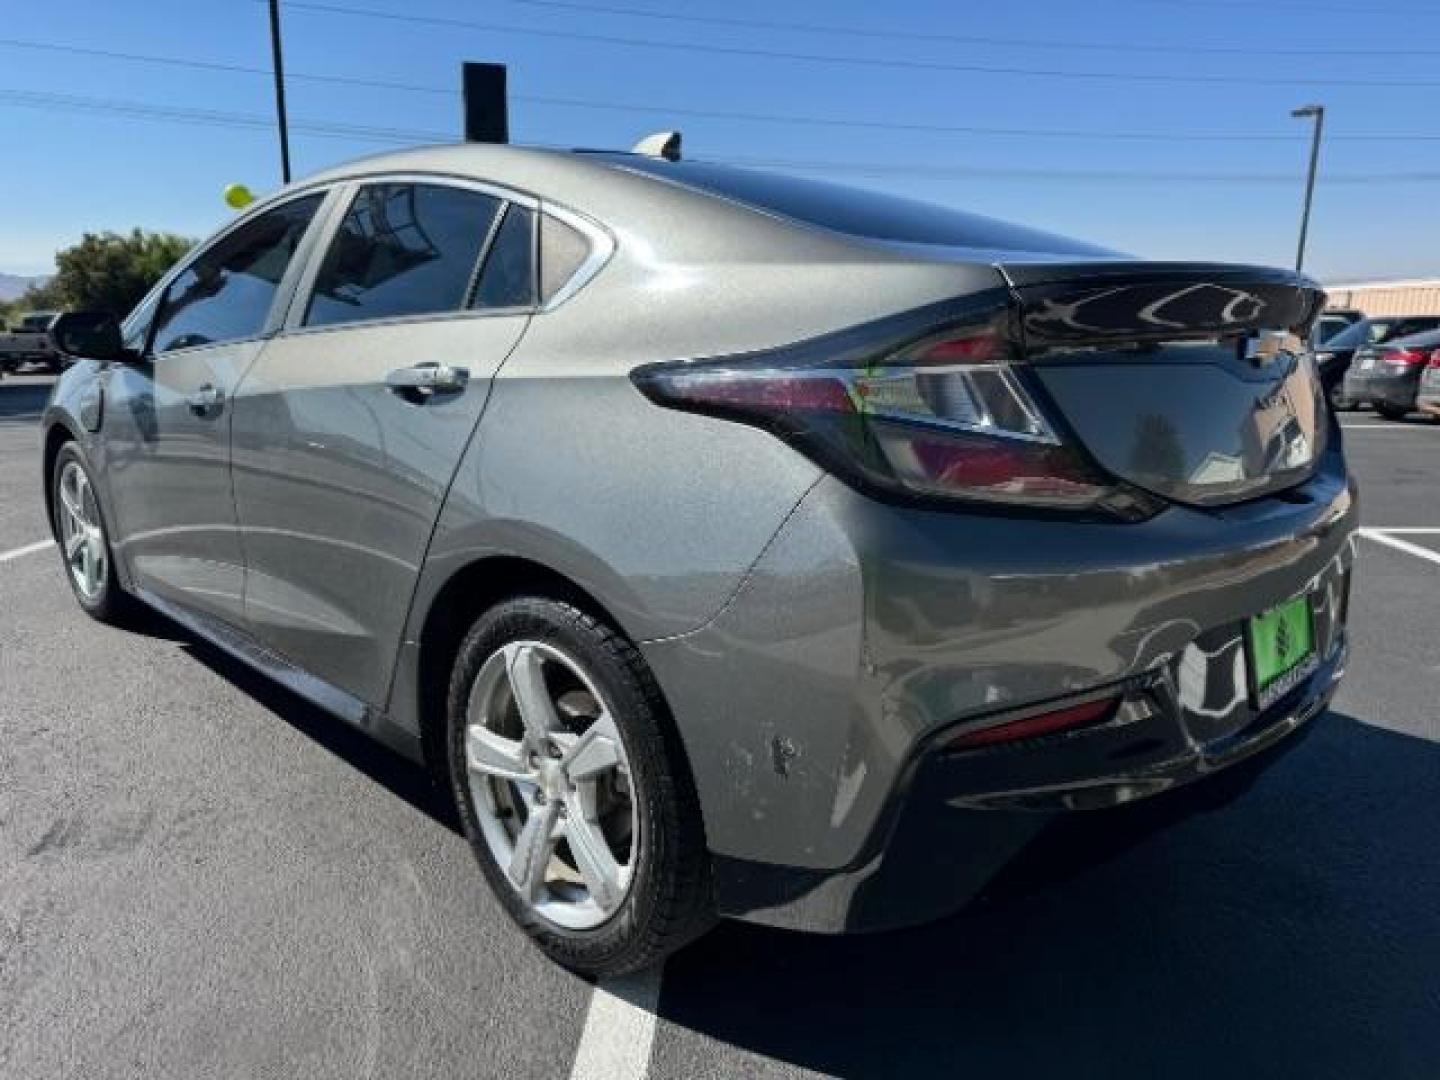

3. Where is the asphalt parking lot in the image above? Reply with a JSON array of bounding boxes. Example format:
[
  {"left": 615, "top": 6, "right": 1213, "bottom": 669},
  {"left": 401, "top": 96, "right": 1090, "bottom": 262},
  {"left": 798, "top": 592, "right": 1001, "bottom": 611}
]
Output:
[{"left": 2, "top": 372, "right": 1438, "bottom": 1079}]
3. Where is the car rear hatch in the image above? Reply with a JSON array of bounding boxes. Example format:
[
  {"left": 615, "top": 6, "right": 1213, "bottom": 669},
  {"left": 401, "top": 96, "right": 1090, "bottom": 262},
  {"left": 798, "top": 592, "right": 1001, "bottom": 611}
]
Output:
[{"left": 1002, "top": 261, "right": 1329, "bottom": 507}]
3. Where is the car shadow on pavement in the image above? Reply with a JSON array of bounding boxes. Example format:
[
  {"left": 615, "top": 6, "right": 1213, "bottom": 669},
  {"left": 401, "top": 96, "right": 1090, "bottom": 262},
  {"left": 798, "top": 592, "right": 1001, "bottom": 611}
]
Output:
[
  {"left": 659, "top": 712, "right": 1439, "bottom": 1080},
  {"left": 0, "top": 379, "right": 52, "bottom": 423},
  {"left": 136, "top": 616, "right": 462, "bottom": 836}
]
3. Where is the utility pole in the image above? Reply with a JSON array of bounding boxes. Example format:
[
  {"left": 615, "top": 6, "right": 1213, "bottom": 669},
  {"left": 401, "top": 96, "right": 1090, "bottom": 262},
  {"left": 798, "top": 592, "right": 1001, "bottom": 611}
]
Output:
[
  {"left": 1291, "top": 104, "right": 1324, "bottom": 273},
  {"left": 268, "top": 0, "right": 292, "bottom": 183}
]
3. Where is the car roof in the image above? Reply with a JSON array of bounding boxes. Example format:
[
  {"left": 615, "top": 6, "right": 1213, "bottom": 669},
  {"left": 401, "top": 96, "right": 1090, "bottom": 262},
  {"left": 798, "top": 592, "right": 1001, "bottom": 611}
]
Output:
[{"left": 1384, "top": 326, "right": 1440, "bottom": 347}]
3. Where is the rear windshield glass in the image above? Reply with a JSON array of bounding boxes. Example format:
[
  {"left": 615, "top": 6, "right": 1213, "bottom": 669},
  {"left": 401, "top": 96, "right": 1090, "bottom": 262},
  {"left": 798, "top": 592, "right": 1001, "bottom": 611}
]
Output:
[
  {"left": 1327, "top": 317, "right": 1440, "bottom": 349},
  {"left": 596, "top": 155, "right": 1113, "bottom": 256}
]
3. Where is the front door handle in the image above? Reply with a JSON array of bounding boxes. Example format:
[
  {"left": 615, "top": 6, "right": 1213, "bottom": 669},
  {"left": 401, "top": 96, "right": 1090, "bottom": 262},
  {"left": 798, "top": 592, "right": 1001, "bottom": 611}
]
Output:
[
  {"left": 186, "top": 383, "right": 223, "bottom": 415},
  {"left": 386, "top": 363, "right": 469, "bottom": 399}
]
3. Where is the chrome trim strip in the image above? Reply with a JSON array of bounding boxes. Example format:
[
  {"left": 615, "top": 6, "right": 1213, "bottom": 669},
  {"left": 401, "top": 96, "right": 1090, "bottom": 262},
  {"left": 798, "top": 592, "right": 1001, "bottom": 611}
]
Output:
[{"left": 539, "top": 202, "right": 616, "bottom": 312}]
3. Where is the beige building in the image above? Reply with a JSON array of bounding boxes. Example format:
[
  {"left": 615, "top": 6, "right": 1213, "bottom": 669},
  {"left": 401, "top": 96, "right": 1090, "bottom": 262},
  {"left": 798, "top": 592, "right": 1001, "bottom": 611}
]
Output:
[{"left": 1324, "top": 279, "right": 1440, "bottom": 317}]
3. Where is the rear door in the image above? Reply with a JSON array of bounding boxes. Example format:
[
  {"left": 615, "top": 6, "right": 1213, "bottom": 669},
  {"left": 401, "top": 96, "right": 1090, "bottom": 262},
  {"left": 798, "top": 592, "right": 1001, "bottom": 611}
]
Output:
[
  {"left": 101, "top": 192, "right": 326, "bottom": 625},
  {"left": 229, "top": 177, "right": 537, "bottom": 706}
]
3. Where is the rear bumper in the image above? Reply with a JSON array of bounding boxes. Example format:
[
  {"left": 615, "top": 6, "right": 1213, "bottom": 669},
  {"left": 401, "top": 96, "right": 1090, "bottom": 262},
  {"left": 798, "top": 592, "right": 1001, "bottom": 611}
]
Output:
[
  {"left": 1343, "top": 370, "right": 1420, "bottom": 410},
  {"left": 713, "top": 637, "right": 1344, "bottom": 933},
  {"left": 642, "top": 452, "right": 1357, "bottom": 931}
]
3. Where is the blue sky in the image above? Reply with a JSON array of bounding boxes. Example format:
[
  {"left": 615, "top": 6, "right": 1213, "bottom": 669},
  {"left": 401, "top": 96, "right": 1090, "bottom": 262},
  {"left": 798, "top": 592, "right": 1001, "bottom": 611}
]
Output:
[{"left": 3, "top": 0, "right": 1439, "bottom": 283}]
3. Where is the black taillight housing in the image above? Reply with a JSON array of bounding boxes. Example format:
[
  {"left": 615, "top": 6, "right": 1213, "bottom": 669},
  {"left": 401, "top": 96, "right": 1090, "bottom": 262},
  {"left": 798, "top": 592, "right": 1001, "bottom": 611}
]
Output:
[{"left": 632, "top": 294, "right": 1156, "bottom": 520}]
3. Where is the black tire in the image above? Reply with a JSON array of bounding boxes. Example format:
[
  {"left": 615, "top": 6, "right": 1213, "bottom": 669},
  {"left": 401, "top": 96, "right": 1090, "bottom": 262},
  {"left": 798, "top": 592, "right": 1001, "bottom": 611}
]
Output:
[
  {"left": 446, "top": 596, "right": 714, "bottom": 976},
  {"left": 1328, "top": 384, "right": 1352, "bottom": 411},
  {"left": 1376, "top": 404, "right": 1409, "bottom": 421},
  {"left": 51, "top": 442, "right": 134, "bottom": 623}
]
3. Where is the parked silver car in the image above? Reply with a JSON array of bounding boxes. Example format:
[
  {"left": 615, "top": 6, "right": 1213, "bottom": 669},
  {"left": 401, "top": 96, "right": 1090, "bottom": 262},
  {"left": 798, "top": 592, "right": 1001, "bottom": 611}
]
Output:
[{"left": 43, "top": 142, "right": 1356, "bottom": 974}]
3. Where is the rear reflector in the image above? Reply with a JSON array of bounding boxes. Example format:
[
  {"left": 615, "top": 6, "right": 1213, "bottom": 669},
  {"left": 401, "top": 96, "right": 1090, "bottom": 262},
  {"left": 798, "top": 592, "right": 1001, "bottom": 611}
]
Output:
[{"left": 945, "top": 696, "right": 1119, "bottom": 751}]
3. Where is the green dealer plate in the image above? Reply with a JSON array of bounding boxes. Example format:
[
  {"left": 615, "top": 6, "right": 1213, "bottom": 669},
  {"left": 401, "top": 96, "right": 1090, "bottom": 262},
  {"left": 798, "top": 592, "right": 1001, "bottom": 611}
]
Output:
[{"left": 1247, "top": 594, "right": 1318, "bottom": 710}]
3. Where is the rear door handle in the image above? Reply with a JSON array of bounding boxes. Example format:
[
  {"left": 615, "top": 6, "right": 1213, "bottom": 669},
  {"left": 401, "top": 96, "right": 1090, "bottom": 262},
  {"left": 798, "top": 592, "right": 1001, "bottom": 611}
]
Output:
[
  {"left": 186, "top": 383, "right": 223, "bottom": 415},
  {"left": 386, "top": 363, "right": 469, "bottom": 398}
]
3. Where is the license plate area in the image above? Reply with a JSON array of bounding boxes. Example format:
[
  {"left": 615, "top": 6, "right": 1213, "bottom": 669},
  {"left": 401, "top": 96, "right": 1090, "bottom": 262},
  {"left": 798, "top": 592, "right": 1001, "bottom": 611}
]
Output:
[{"left": 1246, "top": 594, "right": 1319, "bottom": 711}]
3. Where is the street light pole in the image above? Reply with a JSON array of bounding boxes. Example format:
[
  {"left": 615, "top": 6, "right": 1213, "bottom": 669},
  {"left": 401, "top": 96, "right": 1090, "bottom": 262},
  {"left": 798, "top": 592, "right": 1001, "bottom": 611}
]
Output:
[
  {"left": 268, "top": 0, "right": 292, "bottom": 184},
  {"left": 1291, "top": 104, "right": 1324, "bottom": 273}
]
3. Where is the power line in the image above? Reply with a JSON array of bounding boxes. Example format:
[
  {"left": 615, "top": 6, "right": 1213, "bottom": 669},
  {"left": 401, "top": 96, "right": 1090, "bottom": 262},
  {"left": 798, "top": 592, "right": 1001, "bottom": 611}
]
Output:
[
  {"left": 7, "top": 36, "right": 1440, "bottom": 144},
  {"left": 4, "top": 88, "right": 1440, "bottom": 186},
  {"left": 277, "top": 0, "right": 1440, "bottom": 88},
  {"left": 0, "top": 88, "right": 448, "bottom": 144},
  {"left": 1118, "top": 0, "right": 1440, "bottom": 16},
  {"left": 0, "top": 37, "right": 451, "bottom": 96},
  {"left": 493, "top": 0, "right": 1439, "bottom": 57}
]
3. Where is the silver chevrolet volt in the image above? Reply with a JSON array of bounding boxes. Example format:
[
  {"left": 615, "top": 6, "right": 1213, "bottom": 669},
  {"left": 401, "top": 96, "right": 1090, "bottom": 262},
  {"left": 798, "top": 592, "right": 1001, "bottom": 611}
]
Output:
[{"left": 43, "top": 140, "right": 1356, "bottom": 975}]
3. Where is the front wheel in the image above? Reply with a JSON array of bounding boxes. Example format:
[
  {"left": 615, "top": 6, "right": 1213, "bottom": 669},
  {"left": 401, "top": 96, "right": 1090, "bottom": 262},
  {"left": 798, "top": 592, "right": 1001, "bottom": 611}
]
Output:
[
  {"left": 51, "top": 443, "right": 133, "bottom": 623},
  {"left": 446, "top": 597, "right": 714, "bottom": 976}
]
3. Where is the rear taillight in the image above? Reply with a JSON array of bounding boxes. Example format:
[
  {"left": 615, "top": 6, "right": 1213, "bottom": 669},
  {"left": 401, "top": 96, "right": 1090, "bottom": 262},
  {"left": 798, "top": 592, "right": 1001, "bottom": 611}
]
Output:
[
  {"left": 1389, "top": 347, "right": 1428, "bottom": 367},
  {"left": 632, "top": 303, "right": 1152, "bottom": 518},
  {"left": 1428, "top": 349, "right": 1440, "bottom": 369}
]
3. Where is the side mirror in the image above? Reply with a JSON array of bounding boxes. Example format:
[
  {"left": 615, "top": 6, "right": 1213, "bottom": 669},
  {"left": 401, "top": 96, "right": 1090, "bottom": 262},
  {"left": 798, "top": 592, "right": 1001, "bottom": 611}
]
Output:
[{"left": 49, "top": 311, "right": 127, "bottom": 362}]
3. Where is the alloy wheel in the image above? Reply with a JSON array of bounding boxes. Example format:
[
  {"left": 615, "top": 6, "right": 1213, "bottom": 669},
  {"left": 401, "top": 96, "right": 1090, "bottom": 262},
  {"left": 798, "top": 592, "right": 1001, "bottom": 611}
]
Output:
[
  {"left": 57, "top": 460, "right": 107, "bottom": 602},
  {"left": 463, "top": 640, "right": 637, "bottom": 930}
]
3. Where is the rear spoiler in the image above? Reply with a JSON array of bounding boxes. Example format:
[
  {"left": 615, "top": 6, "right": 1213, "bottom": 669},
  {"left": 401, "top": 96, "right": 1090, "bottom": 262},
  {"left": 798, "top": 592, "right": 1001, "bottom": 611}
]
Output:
[{"left": 997, "top": 261, "right": 1327, "bottom": 350}]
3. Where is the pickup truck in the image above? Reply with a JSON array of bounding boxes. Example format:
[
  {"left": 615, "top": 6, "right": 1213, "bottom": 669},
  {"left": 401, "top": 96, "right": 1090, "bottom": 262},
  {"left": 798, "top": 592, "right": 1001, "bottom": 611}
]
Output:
[{"left": 0, "top": 311, "right": 60, "bottom": 373}]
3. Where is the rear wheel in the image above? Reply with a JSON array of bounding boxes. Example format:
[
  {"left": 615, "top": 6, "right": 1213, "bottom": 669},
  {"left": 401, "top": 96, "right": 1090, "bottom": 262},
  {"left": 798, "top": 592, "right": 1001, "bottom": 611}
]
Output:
[
  {"left": 446, "top": 597, "right": 714, "bottom": 976},
  {"left": 1328, "top": 384, "right": 1352, "bottom": 411},
  {"left": 1376, "top": 404, "right": 1409, "bottom": 421}
]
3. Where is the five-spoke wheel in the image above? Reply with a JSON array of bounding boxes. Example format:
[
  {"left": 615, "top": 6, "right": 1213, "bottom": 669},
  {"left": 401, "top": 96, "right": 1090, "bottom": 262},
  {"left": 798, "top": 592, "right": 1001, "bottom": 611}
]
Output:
[
  {"left": 57, "top": 459, "right": 108, "bottom": 602},
  {"left": 464, "top": 640, "right": 637, "bottom": 929},
  {"left": 446, "top": 597, "right": 714, "bottom": 976}
]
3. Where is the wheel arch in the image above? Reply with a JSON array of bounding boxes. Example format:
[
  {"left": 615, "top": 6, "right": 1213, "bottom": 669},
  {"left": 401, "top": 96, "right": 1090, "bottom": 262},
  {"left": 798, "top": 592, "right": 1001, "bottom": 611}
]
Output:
[
  {"left": 41, "top": 420, "right": 85, "bottom": 540},
  {"left": 409, "top": 554, "right": 631, "bottom": 780}
]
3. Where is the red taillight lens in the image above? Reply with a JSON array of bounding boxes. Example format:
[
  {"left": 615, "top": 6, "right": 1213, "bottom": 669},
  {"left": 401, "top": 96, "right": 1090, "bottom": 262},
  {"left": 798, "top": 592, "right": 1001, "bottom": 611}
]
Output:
[
  {"left": 1389, "top": 347, "right": 1428, "bottom": 366},
  {"left": 946, "top": 696, "right": 1119, "bottom": 751},
  {"left": 633, "top": 314, "right": 1146, "bottom": 517},
  {"left": 1427, "top": 349, "right": 1440, "bottom": 369}
]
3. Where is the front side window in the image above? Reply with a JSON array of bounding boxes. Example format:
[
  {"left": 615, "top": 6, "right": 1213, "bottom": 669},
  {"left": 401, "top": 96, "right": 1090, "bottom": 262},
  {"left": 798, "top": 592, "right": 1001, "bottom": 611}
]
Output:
[
  {"left": 305, "top": 183, "right": 503, "bottom": 328},
  {"left": 151, "top": 195, "right": 321, "bottom": 354}
]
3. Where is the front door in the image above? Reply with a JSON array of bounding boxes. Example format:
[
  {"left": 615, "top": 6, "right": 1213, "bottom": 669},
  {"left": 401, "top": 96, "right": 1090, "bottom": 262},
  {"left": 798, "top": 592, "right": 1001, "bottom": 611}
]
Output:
[
  {"left": 230, "top": 181, "right": 536, "bottom": 706},
  {"left": 101, "top": 193, "right": 325, "bottom": 626}
]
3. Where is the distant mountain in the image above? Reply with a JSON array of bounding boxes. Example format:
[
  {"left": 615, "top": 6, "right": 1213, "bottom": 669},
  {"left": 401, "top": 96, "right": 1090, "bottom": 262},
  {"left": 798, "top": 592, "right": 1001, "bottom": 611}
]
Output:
[{"left": 0, "top": 273, "right": 50, "bottom": 302}]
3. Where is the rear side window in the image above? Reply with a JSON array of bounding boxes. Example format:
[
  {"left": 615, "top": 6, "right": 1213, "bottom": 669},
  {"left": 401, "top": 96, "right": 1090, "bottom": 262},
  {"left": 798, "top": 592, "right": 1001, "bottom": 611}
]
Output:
[
  {"left": 598, "top": 155, "right": 1113, "bottom": 255},
  {"left": 470, "top": 204, "right": 535, "bottom": 310},
  {"left": 151, "top": 194, "right": 321, "bottom": 353},
  {"left": 305, "top": 183, "right": 502, "bottom": 328},
  {"left": 539, "top": 213, "right": 590, "bottom": 303}
]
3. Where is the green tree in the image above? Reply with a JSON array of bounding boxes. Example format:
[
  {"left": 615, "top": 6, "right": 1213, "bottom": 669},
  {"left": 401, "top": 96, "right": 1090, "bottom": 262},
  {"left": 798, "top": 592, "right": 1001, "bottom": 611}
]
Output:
[
  {"left": 0, "top": 279, "right": 64, "bottom": 327},
  {"left": 47, "top": 230, "right": 194, "bottom": 317}
]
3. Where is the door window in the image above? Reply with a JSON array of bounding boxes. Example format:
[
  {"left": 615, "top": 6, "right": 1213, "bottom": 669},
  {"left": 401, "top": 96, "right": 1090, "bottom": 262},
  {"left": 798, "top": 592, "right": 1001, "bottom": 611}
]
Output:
[
  {"left": 305, "top": 183, "right": 504, "bottom": 328},
  {"left": 470, "top": 204, "right": 535, "bottom": 310},
  {"left": 151, "top": 194, "right": 322, "bottom": 353}
]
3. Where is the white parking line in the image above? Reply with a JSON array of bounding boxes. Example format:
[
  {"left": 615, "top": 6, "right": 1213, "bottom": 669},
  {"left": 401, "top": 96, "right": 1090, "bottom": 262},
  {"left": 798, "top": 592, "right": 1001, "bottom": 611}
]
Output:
[
  {"left": 0, "top": 539, "right": 51, "bottom": 564},
  {"left": 1360, "top": 528, "right": 1440, "bottom": 567},
  {"left": 569, "top": 967, "right": 664, "bottom": 1080}
]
